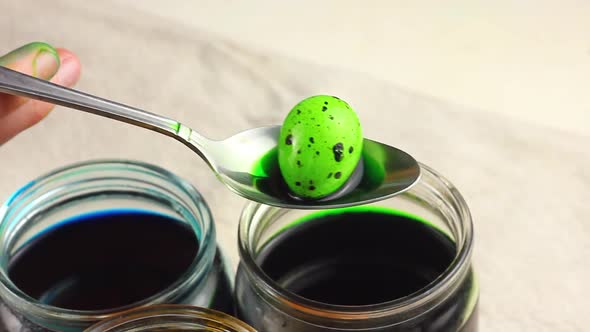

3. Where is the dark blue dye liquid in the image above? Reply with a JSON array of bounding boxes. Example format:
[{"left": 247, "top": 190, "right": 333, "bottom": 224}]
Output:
[{"left": 7, "top": 210, "right": 199, "bottom": 311}]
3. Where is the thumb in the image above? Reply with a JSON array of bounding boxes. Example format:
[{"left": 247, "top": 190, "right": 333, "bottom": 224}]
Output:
[
  {"left": 0, "top": 42, "right": 61, "bottom": 111},
  {"left": 0, "top": 42, "right": 60, "bottom": 80}
]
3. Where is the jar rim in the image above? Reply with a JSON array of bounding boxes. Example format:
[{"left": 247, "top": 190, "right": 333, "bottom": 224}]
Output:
[
  {"left": 0, "top": 159, "right": 216, "bottom": 325},
  {"left": 237, "top": 163, "right": 474, "bottom": 323},
  {"left": 84, "top": 304, "right": 256, "bottom": 332}
]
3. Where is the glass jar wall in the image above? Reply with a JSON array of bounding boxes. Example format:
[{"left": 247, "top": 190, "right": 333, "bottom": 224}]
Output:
[
  {"left": 84, "top": 305, "right": 256, "bottom": 332},
  {"left": 235, "top": 164, "right": 479, "bottom": 331},
  {"left": 0, "top": 160, "right": 233, "bottom": 332}
]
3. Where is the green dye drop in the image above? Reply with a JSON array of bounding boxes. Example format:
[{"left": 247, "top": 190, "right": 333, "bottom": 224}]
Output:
[{"left": 170, "top": 123, "right": 181, "bottom": 134}]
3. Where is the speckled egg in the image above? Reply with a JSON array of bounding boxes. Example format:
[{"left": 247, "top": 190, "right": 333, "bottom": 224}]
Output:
[{"left": 278, "top": 95, "right": 363, "bottom": 199}]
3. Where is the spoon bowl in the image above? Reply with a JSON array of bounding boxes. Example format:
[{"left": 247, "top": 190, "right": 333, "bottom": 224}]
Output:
[
  {"left": 0, "top": 66, "right": 420, "bottom": 209},
  {"left": 194, "top": 125, "right": 420, "bottom": 209}
]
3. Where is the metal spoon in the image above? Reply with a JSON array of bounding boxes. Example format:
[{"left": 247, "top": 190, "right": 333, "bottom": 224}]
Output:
[{"left": 0, "top": 66, "right": 420, "bottom": 209}]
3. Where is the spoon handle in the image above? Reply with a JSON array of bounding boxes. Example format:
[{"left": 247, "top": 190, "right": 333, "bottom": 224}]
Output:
[{"left": 0, "top": 66, "right": 180, "bottom": 137}]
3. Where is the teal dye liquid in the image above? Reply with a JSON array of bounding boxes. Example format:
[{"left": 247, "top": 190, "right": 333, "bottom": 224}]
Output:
[
  {"left": 257, "top": 207, "right": 455, "bottom": 305},
  {"left": 251, "top": 207, "right": 478, "bottom": 331}
]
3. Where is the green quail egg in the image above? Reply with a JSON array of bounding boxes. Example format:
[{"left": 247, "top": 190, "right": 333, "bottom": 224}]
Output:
[{"left": 278, "top": 95, "right": 363, "bottom": 199}]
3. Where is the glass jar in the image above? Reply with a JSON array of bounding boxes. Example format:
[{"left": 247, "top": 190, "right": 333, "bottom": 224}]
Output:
[
  {"left": 84, "top": 305, "right": 255, "bottom": 332},
  {"left": 235, "top": 163, "right": 479, "bottom": 331},
  {"left": 0, "top": 160, "right": 233, "bottom": 332}
]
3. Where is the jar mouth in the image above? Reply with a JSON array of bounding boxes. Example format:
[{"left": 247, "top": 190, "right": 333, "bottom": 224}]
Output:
[
  {"left": 84, "top": 305, "right": 256, "bottom": 332},
  {"left": 237, "top": 163, "right": 474, "bottom": 322},
  {"left": 0, "top": 160, "right": 216, "bottom": 325}
]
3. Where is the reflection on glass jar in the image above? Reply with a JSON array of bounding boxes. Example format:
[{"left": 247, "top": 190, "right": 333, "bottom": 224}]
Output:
[
  {"left": 84, "top": 305, "right": 256, "bottom": 332},
  {"left": 235, "top": 164, "right": 479, "bottom": 331},
  {"left": 0, "top": 160, "right": 233, "bottom": 332}
]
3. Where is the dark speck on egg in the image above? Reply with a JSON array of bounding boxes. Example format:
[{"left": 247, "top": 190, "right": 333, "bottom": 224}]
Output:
[
  {"left": 333, "top": 143, "right": 344, "bottom": 162},
  {"left": 335, "top": 172, "right": 342, "bottom": 179}
]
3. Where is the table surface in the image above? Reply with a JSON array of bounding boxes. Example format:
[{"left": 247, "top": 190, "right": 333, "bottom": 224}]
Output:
[
  {"left": 114, "top": 0, "right": 590, "bottom": 137},
  {"left": 1, "top": 1, "right": 589, "bottom": 331}
]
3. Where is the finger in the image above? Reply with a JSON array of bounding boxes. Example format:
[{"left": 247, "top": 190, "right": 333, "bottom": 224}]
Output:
[
  {"left": 51, "top": 48, "right": 81, "bottom": 87},
  {"left": 6, "top": 48, "right": 82, "bottom": 118},
  {"left": 0, "top": 49, "right": 81, "bottom": 145},
  {"left": 0, "top": 42, "right": 60, "bottom": 114}
]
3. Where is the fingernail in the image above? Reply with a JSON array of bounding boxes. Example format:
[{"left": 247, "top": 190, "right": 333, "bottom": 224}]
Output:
[
  {"left": 33, "top": 48, "right": 61, "bottom": 80},
  {"left": 0, "top": 42, "right": 60, "bottom": 79}
]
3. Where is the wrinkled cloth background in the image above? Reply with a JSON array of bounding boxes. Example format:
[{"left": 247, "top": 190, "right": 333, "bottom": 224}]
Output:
[{"left": 0, "top": 1, "right": 588, "bottom": 331}]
